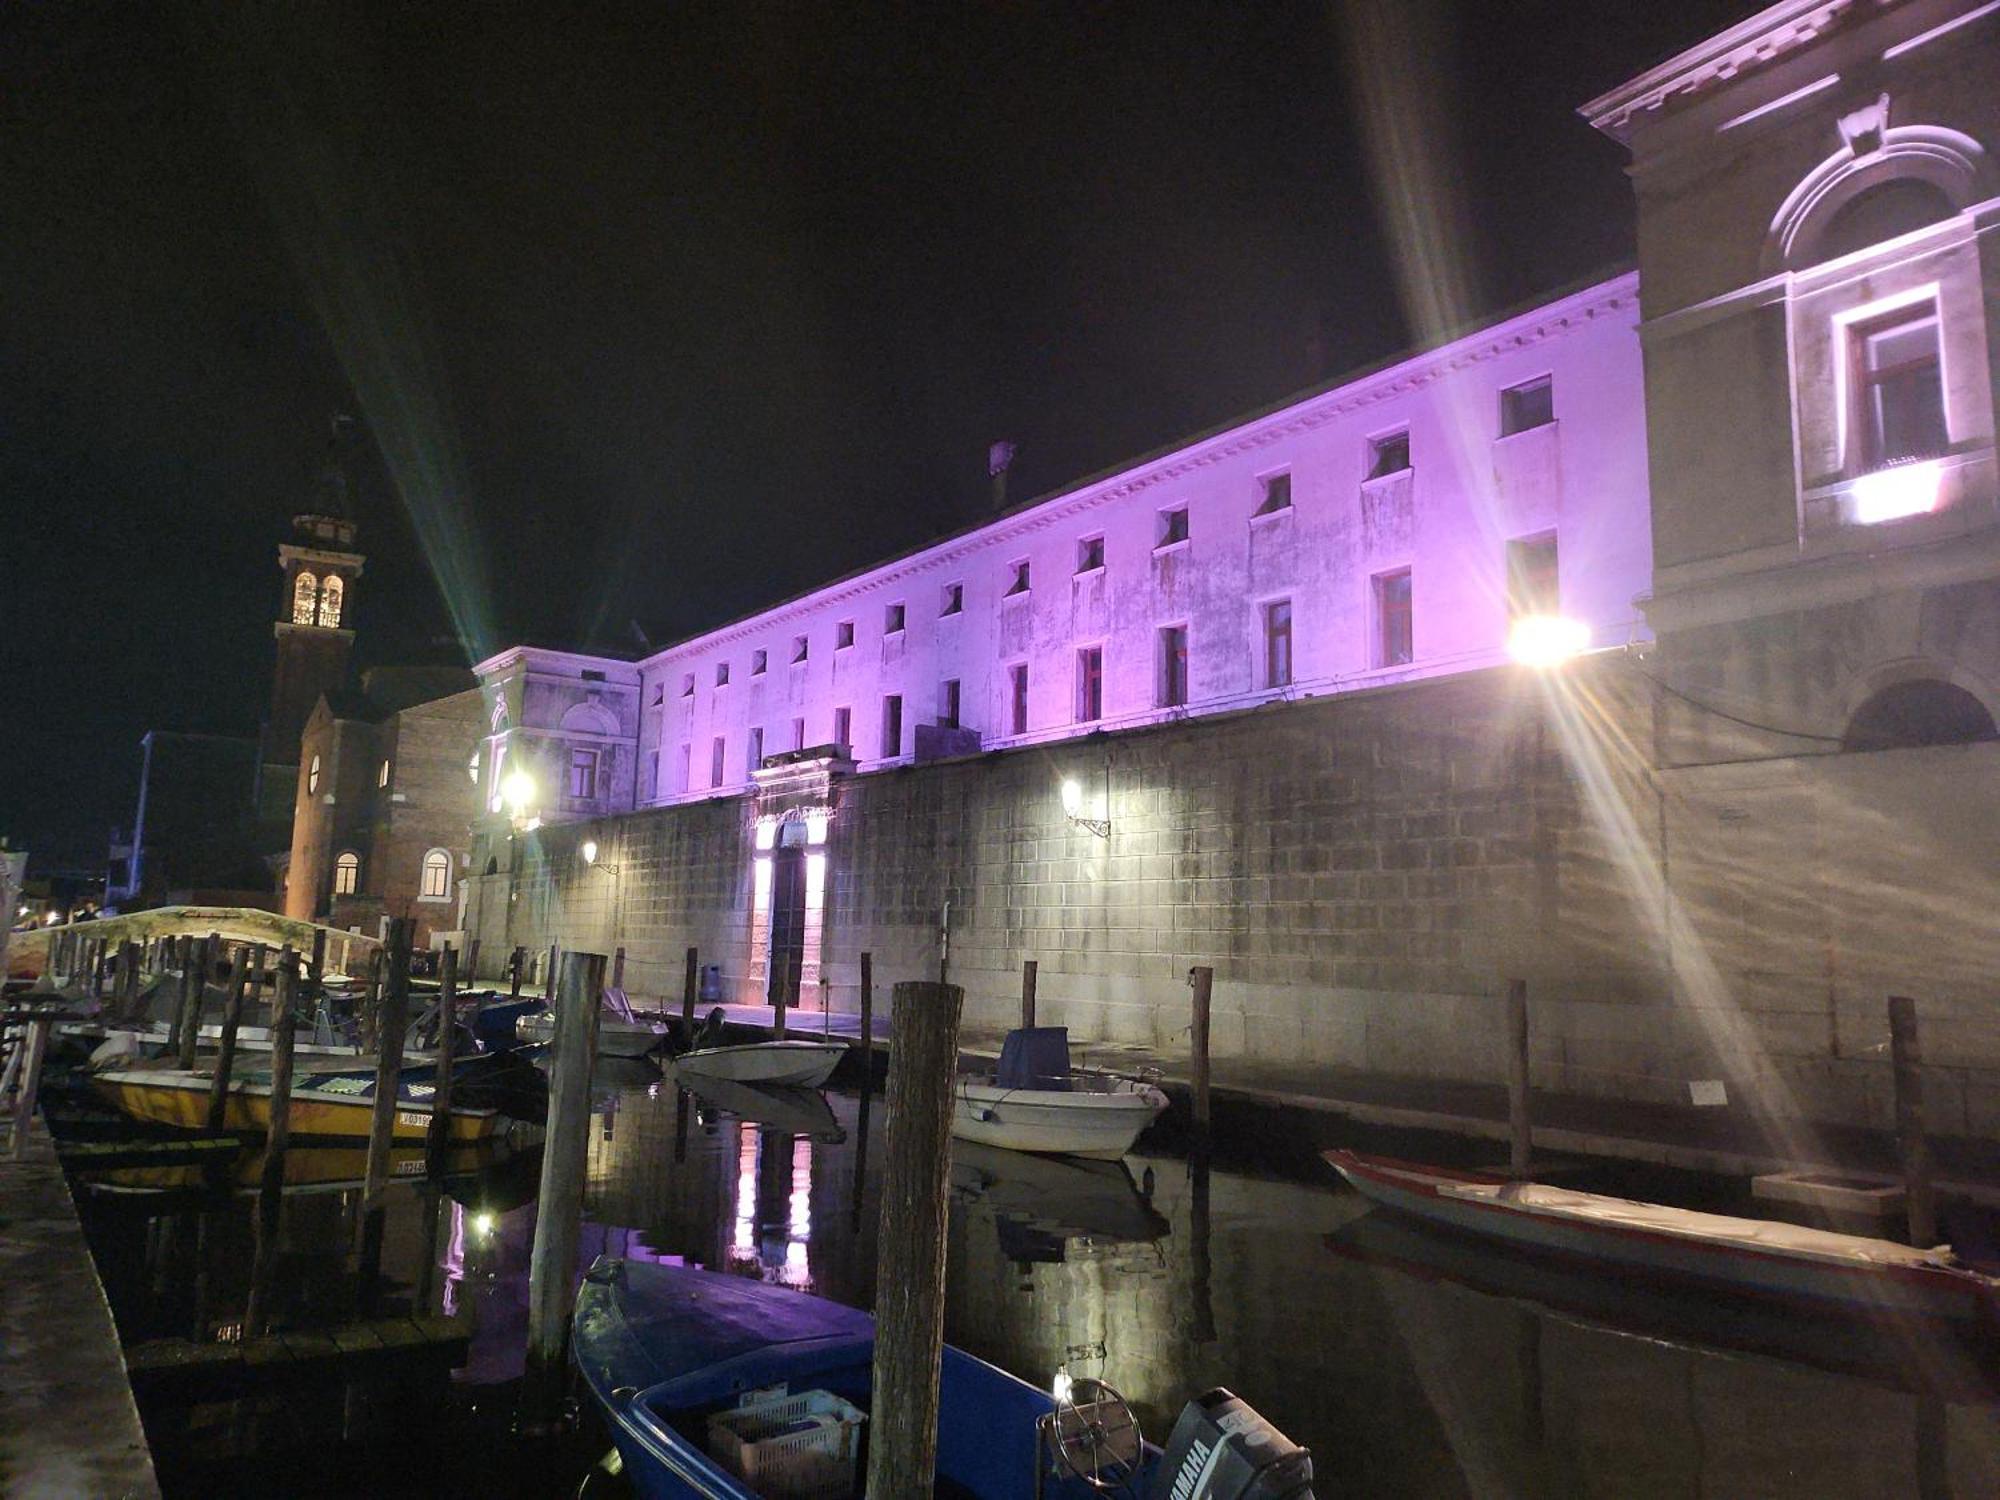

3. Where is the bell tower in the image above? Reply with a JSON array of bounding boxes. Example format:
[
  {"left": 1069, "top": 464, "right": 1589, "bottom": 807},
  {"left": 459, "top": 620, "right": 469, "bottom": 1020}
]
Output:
[{"left": 259, "top": 422, "right": 366, "bottom": 825}]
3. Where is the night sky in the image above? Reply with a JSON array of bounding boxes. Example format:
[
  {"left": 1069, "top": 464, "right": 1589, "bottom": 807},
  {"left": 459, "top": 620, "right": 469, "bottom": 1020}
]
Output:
[{"left": 2, "top": 1, "right": 1750, "bottom": 869}]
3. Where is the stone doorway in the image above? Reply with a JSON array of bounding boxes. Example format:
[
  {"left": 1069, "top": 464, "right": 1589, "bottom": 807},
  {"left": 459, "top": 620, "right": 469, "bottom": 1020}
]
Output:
[{"left": 767, "top": 826, "right": 808, "bottom": 1008}]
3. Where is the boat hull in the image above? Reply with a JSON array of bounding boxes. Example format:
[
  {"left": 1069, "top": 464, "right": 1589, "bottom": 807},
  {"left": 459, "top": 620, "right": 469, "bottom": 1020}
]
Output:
[
  {"left": 675, "top": 1039, "right": 844, "bottom": 1087},
  {"left": 92, "top": 1068, "right": 502, "bottom": 1142},
  {"left": 950, "top": 1080, "right": 1167, "bottom": 1160},
  {"left": 1327, "top": 1150, "right": 1998, "bottom": 1325},
  {"left": 515, "top": 1011, "right": 670, "bottom": 1058}
]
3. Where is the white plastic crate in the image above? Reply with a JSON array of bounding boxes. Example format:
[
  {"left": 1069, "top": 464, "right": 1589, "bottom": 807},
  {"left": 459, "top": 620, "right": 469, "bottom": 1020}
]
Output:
[{"left": 705, "top": 1385, "right": 868, "bottom": 1500}]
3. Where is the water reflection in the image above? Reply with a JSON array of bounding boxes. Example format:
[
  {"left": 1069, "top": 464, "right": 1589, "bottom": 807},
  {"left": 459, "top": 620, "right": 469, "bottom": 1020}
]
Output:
[{"left": 68, "top": 1063, "right": 2000, "bottom": 1499}]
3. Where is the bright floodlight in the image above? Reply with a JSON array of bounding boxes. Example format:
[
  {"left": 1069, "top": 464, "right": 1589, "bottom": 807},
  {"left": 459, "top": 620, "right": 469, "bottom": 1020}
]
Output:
[
  {"left": 1059, "top": 778, "right": 1083, "bottom": 816},
  {"left": 1508, "top": 614, "right": 1590, "bottom": 668},
  {"left": 580, "top": 839, "right": 599, "bottom": 865},
  {"left": 472, "top": 1211, "right": 495, "bottom": 1238},
  {"left": 500, "top": 768, "right": 537, "bottom": 817},
  {"left": 1850, "top": 459, "right": 1942, "bottom": 525},
  {"left": 1052, "top": 1367, "right": 1073, "bottom": 1403},
  {"left": 44, "top": 910, "right": 60, "bottom": 925}
]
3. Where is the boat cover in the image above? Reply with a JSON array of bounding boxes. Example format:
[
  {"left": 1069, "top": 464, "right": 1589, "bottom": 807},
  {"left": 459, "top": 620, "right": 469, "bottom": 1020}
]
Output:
[
  {"left": 996, "top": 1027, "right": 1072, "bottom": 1090},
  {"left": 1435, "top": 1177, "right": 1956, "bottom": 1269}
]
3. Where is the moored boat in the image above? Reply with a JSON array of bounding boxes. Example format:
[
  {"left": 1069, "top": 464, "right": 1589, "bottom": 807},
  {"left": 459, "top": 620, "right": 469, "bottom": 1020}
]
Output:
[
  {"left": 952, "top": 1028, "right": 1168, "bottom": 1161},
  {"left": 1325, "top": 1149, "right": 2000, "bottom": 1325},
  {"left": 515, "top": 1010, "right": 672, "bottom": 1058},
  {"left": 675, "top": 1038, "right": 845, "bottom": 1088},
  {"left": 92, "top": 1062, "right": 506, "bottom": 1142},
  {"left": 572, "top": 1256, "right": 1313, "bottom": 1498}
]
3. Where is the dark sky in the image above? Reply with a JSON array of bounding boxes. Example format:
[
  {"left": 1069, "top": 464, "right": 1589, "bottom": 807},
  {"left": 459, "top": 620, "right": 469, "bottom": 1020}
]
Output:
[{"left": 2, "top": 1, "right": 1750, "bottom": 867}]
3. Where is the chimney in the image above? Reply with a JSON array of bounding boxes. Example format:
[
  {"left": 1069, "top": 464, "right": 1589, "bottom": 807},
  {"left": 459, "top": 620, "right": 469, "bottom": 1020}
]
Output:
[{"left": 988, "top": 440, "right": 1017, "bottom": 512}]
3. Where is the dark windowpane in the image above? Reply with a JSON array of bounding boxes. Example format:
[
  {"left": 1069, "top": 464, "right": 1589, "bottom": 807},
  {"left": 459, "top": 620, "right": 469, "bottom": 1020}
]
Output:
[
  {"left": 1501, "top": 378, "right": 1554, "bottom": 435},
  {"left": 1859, "top": 309, "right": 1947, "bottom": 466},
  {"left": 1377, "top": 571, "right": 1413, "bottom": 666},
  {"left": 1010, "top": 664, "right": 1029, "bottom": 735},
  {"left": 1076, "top": 648, "right": 1103, "bottom": 722},
  {"left": 1369, "top": 432, "right": 1410, "bottom": 479},
  {"left": 1265, "top": 601, "right": 1293, "bottom": 688},
  {"left": 1255, "top": 473, "right": 1292, "bottom": 516},
  {"left": 1077, "top": 536, "right": 1105, "bottom": 573},
  {"left": 1158, "top": 507, "right": 1189, "bottom": 547},
  {"left": 1160, "top": 626, "right": 1188, "bottom": 708}
]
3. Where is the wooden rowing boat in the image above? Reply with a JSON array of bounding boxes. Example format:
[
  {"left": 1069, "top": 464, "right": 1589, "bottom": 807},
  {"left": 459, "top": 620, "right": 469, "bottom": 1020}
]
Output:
[
  {"left": 92, "top": 1063, "right": 504, "bottom": 1142},
  {"left": 1325, "top": 1149, "right": 2000, "bottom": 1325}
]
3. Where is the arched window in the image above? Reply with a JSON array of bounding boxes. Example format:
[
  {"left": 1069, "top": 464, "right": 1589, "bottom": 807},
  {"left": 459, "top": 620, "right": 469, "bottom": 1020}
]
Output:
[
  {"left": 293, "top": 571, "right": 319, "bottom": 625},
  {"left": 418, "top": 848, "right": 453, "bottom": 901},
  {"left": 1815, "top": 178, "right": 1956, "bottom": 264},
  {"left": 307, "top": 754, "right": 322, "bottom": 794},
  {"left": 317, "top": 574, "right": 344, "bottom": 627},
  {"left": 1843, "top": 680, "right": 1997, "bottom": 752},
  {"left": 333, "top": 850, "right": 360, "bottom": 895}
]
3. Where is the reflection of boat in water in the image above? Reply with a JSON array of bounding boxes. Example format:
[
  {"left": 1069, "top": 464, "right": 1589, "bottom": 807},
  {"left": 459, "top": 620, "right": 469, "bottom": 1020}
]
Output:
[
  {"left": 951, "top": 1141, "right": 1168, "bottom": 1245},
  {"left": 1325, "top": 1207, "right": 2000, "bottom": 1399},
  {"left": 666, "top": 1062, "right": 845, "bottom": 1141},
  {"left": 1326, "top": 1151, "right": 2000, "bottom": 1328},
  {"left": 76, "top": 1138, "right": 520, "bottom": 1198}
]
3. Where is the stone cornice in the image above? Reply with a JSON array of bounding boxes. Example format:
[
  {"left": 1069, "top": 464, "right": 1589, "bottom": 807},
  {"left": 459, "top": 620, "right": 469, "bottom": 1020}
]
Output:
[{"left": 1581, "top": 0, "right": 1860, "bottom": 146}]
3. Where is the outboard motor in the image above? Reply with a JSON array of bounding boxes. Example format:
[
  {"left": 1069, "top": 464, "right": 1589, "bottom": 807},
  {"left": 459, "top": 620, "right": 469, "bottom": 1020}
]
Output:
[{"left": 1149, "top": 1388, "right": 1312, "bottom": 1500}]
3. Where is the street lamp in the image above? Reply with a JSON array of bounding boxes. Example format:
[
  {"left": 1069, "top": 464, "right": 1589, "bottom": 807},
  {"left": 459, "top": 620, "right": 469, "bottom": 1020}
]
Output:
[
  {"left": 1060, "top": 770, "right": 1111, "bottom": 839},
  {"left": 500, "top": 768, "right": 538, "bottom": 825},
  {"left": 1507, "top": 614, "right": 1590, "bottom": 669}
]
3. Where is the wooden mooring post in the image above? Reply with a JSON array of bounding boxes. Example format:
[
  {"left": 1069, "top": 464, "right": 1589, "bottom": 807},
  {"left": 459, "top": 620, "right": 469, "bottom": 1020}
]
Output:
[
  {"left": 1507, "top": 977, "right": 1532, "bottom": 1180},
  {"left": 1189, "top": 965, "right": 1213, "bottom": 1135},
  {"left": 361, "top": 919, "right": 416, "bottom": 1220},
  {"left": 611, "top": 946, "right": 625, "bottom": 993},
  {"left": 427, "top": 946, "right": 460, "bottom": 1162},
  {"left": 866, "top": 979, "right": 965, "bottom": 1498},
  {"left": 545, "top": 942, "right": 559, "bottom": 1002},
  {"left": 248, "top": 947, "right": 300, "bottom": 1333},
  {"left": 858, "top": 951, "right": 874, "bottom": 1078},
  {"left": 682, "top": 945, "right": 698, "bottom": 1039},
  {"left": 465, "top": 937, "right": 481, "bottom": 985},
  {"left": 1020, "top": 958, "right": 1037, "bottom": 1030},
  {"left": 173, "top": 937, "right": 203, "bottom": 1071},
  {"left": 205, "top": 951, "right": 252, "bottom": 1131},
  {"left": 1889, "top": 995, "right": 1936, "bottom": 1246},
  {"left": 7, "top": 1014, "right": 54, "bottom": 1159},
  {"left": 523, "top": 948, "right": 607, "bottom": 1427}
]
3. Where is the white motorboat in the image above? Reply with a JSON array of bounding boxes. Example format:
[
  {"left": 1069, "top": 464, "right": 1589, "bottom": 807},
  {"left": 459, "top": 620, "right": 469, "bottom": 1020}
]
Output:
[
  {"left": 674, "top": 1038, "right": 846, "bottom": 1087},
  {"left": 513, "top": 986, "right": 671, "bottom": 1059},
  {"left": 951, "top": 1028, "right": 1169, "bottom": 1160}
]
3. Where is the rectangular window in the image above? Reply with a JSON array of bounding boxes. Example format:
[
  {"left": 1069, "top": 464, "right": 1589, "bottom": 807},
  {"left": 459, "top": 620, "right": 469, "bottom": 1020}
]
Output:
[
  {"left": 568, "top": 748, "right": 599, "bottom": 800},
  {"left": 1375, "top": 569, "right": 1413, "bottom": 667},
  {"left": 791, "top": 717, "right": 806, "bottom": 751},
  {"left": 1157, "top": 506, "right": 1190, "bottom": 548},
  {"left": 1009, "top": 663, "right": 1029, "bottom": 736},
  {"left": 646, "top": 750, "right": 660, "bottom": 799},
  {"left": 715, "top": 662, "right": 730, "bottom": 687},
  {"left": 882, "top": 695, "right": 903, "bottom": 758},
  {"left": 751, "top": 649, "right": 767, "bottom": 675},
  {"left": 1500, "top": 376, "right": 1554, "bottom": 435},
  {"left": 377, "top": 759, "right": 391, "bottom": 788},
  {"left": 651, "top": 682, "right": 665, "bottom": 705},
  {"left": 677, "top": 743, "right": 691, "bottom": 792},
  {"left": 1076, "top": 535, "right": 1105, "bottom": 573},
  {"left": 884, "top": 602, "right": 905, "bottom": 634},
  {"left": 1158, "top": 625, "right": 1188, "bottom": 708},
  {"left": 833, "top": 706, "right": 851, "bottom": 752},
  {"left": 581, "top": 668, "right": 606, "bottom": 682},
  {"left": 836, "top": 620, "right": 855, "bottom": 650},
  {"left": 939, "top": 679, "right": 961, "bottom": 730},
  {"left": 1506, "top": 534, "right": 1560, "bottom": 619},
  {"left": 791, "top": 634, "right": 809, "bottom": 664},
  {"left": 1368, "top": 430, "right": 1411, "bottom": 479},
  {"left": 710, "top": 736, "right": 726, "bottom": 788},
  {"left": 1263, "top": 599, "right": 1293, "bottom": 689},
  {"left": 747, "top": 726, "right": 764, "bottom": 775},
  {"left": 1855, "top": 304, "right": 1947, "bottom": 468},
  {"left": 941, "top": 582, "right": 963, "bottom": 616},
  {"left": 1255, "top": 471, "right": 1292, "bottom": 516},
  {"left": 680, "top": 672, "right": 695, "bottom": 697},
  {"left": 1005, "top": 560, "right": 1031, "bottom": 596},
  {"left": 1076, "top": 646, "right": 1103, "bottom": 723}
]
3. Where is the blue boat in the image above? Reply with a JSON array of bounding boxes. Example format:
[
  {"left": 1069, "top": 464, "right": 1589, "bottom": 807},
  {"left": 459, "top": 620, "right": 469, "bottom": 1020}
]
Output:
[{"left": 573, "top": 1256, "right": 1314, "bottom": 1499}]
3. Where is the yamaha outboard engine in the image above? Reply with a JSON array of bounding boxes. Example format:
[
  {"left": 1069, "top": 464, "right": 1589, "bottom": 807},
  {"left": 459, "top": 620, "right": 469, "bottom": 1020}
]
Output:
[{"left": 1149, "top": 1388, "right": 1312, "bottom": 1500}]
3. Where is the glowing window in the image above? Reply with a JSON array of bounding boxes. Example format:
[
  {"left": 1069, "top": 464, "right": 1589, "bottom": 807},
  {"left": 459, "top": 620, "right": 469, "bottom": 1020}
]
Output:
[
  {"left": 307, "top": 755, "right": 321, "bottom": 795},
  {"left": 333, "top": 850, "right": 359, "bottom": 895},
  {"left": 1853, "top": 304, "right": 1947, "bottom": 470},
  {"left": 377, "top": 759, "right": 390, "bottom": 789},
  {"left": 316, "top": 574, "right": 343, "bottom": 627},
  {"left": 292, "top": 571, "right": 319, "bottom": 625},
  {"left": 419, "top": 848, "right": 452, "bottom": 900}
]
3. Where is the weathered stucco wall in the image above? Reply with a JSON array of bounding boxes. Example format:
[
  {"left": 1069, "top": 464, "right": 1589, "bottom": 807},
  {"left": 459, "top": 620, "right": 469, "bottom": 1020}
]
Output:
[{"left": 466, "top": 658, "right": 2000, "bottom": 1134}]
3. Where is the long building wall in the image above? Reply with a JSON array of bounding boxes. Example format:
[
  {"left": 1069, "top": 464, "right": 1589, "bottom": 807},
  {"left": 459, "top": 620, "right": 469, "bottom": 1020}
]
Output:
[{"left": 465, "top": 657, "right": 2000, "bottom": 1134}]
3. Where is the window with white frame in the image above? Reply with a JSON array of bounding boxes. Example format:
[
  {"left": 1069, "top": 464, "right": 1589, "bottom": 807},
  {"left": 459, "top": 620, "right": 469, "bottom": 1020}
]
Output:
[
  {"left": 419, "top": 848, "right": 452, "bottom": 901},
  {"left": 1851, "top": 302, "right": 1947, "bottom": 470},
  {"left": 333, "top": 850, "right": 359, "bottom": 896}
]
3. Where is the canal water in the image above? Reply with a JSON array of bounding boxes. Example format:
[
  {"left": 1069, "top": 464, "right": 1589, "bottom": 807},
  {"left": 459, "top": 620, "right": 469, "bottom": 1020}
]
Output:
[{"left": 67, "top": 1058, "right": 2000, "bottom": 1498}]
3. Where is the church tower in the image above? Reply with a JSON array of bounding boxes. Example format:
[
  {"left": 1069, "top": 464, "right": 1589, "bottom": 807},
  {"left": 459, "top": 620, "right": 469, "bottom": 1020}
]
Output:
[{"left": 259, "top": 425, "right": 365, "bottom": 825}]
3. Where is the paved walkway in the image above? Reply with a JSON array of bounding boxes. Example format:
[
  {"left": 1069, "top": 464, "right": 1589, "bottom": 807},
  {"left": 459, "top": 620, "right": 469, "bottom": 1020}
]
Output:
[
  {"left": 0, "top": 1110, "right": 161, "bottom": 1499},
  {"left": 681, "top": 999, "right": 2000, "bottom": 1199}
]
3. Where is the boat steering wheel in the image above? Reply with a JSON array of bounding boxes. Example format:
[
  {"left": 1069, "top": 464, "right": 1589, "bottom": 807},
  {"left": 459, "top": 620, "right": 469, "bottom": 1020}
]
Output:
[{"left": 1050, "top": 1377, "right": 1144, "bottom": 1493}]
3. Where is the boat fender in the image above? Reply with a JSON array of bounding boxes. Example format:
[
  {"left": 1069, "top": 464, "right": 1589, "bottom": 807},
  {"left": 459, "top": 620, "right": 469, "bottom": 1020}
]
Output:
[{"left": 970, "top": 1106, "right": 996, "bottom": 1123}]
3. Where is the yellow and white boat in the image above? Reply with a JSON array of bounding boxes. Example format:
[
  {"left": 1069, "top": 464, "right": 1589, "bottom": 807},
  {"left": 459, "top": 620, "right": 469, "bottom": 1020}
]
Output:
[{"left": 92, "top": 1063, "right": 504, "bottom": 1142}]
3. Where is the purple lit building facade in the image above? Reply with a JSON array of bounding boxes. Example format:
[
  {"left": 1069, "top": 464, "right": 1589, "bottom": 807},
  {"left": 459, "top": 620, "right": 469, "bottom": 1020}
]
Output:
[{"left": 466, "top": 1, "right": 2000, "bottom": 1131}]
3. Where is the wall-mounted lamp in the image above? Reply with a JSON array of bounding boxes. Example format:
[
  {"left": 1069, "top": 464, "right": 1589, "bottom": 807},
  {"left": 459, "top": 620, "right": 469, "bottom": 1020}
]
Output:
[
  {"left": 1507, "top": 615, "right": 1590, "bottom": 669},
  {"left": 1060, "top": 768, "right": 1110, "bottom": 839},
  {"left": 500, "top": 768, "right": 538, "bottom": 826},
  {"left": 580, "top": 838, "right": 619, "bottom": 873}
]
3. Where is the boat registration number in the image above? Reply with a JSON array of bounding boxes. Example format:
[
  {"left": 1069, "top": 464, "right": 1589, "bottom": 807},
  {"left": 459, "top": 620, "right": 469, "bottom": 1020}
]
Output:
[{"left": 398, "top": 1111, "right": 429, "bottom": 1128}]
